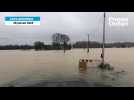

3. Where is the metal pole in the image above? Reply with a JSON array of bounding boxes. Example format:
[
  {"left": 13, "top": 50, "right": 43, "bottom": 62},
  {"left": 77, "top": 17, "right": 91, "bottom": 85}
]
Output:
[
  {"left": 64, "top": 41, "right": 65, "bottom": 53},
  {"left": 102, "top": 12, "right": 106, "bottom": 65},
  {"left": 87, "top": 34, "right": 89, "bottom": 53}
]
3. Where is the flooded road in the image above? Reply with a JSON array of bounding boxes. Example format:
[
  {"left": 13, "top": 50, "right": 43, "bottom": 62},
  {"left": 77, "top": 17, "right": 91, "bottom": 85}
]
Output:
[{"left": 0, "top": 48, "right": 133, "bottom": 87}]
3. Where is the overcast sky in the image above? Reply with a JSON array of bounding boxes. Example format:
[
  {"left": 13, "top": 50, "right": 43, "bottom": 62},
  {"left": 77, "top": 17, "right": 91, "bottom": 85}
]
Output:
[{"left": 0, "top": 12, "right": 133, "bottom": 45}]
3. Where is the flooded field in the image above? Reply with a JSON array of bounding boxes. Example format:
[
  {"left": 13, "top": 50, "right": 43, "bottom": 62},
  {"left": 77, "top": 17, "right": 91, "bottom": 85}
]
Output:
[{"left": 0, "top": 48, "right": 134, "bottom": 87}]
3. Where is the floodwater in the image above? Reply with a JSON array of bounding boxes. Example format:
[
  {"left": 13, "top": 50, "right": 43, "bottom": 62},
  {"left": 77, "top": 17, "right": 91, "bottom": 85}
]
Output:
[{"left": 0, "top": 48, "right": 134, "bottom": 87}]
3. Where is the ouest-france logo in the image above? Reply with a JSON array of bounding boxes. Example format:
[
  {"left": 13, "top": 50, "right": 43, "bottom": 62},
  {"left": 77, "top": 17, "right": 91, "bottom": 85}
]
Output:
[
  {"left": 108, "top": 17, "right": 128, "bottom": 27},
  {"left": 4, "top": 16, "right": 40, "bottom": 26}
]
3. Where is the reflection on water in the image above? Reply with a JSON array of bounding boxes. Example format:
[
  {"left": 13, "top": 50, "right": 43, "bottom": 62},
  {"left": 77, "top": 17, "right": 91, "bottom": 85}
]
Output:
[
  {"left": 78, "top": 62, "right": 87, "bottom": 73},
  {"left": 0, "top": 48, "right": 133, "bottom": 87},
  {"left": 79, "top": 64, "right": 87, "bottom": 74}
]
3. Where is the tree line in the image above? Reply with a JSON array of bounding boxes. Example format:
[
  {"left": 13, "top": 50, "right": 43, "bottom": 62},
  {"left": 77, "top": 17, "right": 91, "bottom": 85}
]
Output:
[
  {"left": 0, "top": 33, "right": 71, "bottom": 51},
  {"left": 0, "top": 33, "right": 134, "bottom": 50},
  {"left": 73, "top": 41, "right": 134, "bottom": 48}
]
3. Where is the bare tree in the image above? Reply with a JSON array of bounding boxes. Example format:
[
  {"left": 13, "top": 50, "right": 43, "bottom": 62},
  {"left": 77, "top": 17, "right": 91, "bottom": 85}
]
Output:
[{"left": 52, "top": 33, "right": 70, "bottom": 52}]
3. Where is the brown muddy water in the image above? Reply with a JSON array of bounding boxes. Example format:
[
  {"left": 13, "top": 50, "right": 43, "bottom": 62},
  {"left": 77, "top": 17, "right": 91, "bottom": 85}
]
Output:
[{"left": 0, "top": 48, "right": 133, "bottom": 87}]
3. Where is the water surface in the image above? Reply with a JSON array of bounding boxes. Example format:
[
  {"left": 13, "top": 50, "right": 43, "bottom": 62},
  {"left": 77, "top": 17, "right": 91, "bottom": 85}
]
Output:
[{"left": 0, "top": 48, "right": 133, "bottom": 87}]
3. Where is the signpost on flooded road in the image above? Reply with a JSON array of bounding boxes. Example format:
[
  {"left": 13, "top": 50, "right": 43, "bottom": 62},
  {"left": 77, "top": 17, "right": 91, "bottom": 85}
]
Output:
[
  {"left": 102, "top": 12, "right": 106, "bottom": 66},
  {"left": 87, "top": 34, "right": 90, "bottom": 53}
]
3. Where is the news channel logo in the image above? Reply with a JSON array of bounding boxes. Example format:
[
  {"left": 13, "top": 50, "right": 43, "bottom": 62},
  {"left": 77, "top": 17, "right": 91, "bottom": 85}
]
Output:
[
  {"left": 108, "top": 17, "right": 128, "bottom": 27},
  {"left": 4, "top": 16, "right": 40, "bottom": 26}
]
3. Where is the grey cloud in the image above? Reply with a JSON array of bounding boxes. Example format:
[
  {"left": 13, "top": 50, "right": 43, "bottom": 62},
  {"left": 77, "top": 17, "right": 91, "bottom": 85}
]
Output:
[{"left": 0, "top": 12, "right": 133, "bottom": 45}]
